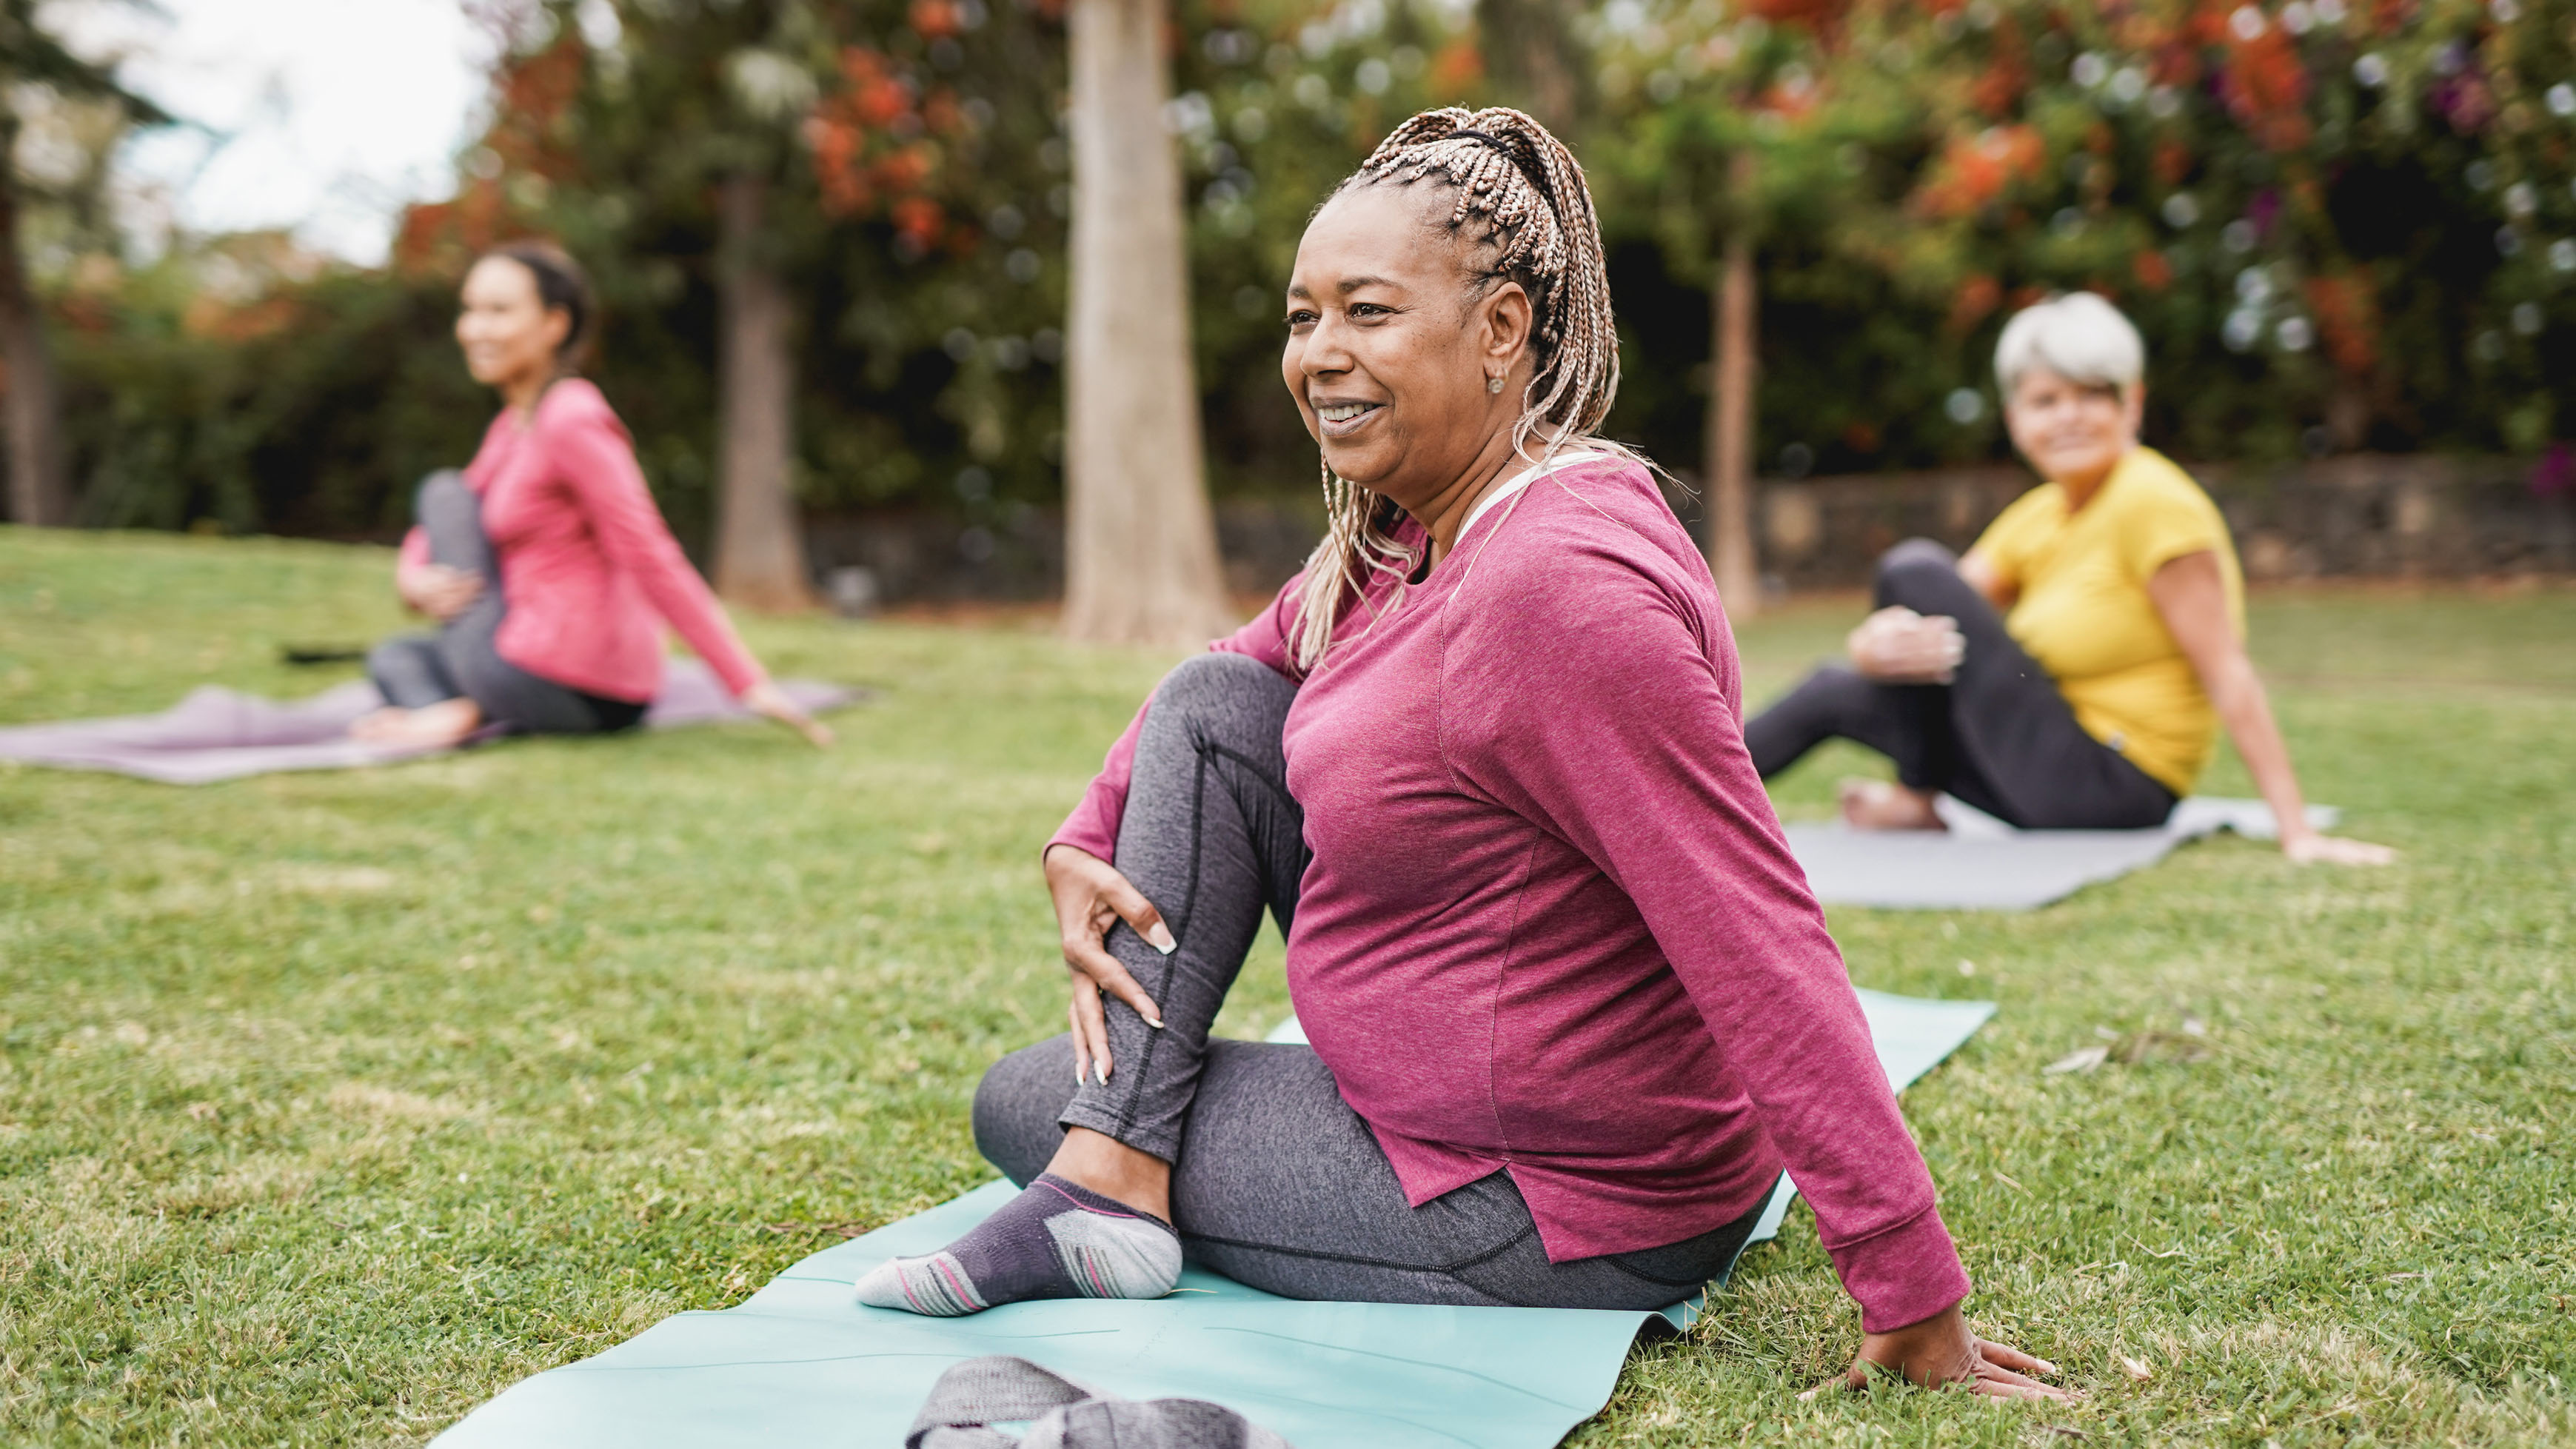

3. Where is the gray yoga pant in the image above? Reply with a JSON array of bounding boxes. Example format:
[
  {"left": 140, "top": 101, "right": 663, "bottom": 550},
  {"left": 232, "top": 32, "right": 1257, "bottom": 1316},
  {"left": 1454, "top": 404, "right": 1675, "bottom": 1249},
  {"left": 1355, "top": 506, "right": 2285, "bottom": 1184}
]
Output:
[
  {"left": 1742, "top": 538, "right": 2177, "bottom": 829},
  {"left": 974, "top": 652, "right": 1771, "bottom": 1310},
  {"left": 366, "top": 472, "right": 643, "bottom": 735}
]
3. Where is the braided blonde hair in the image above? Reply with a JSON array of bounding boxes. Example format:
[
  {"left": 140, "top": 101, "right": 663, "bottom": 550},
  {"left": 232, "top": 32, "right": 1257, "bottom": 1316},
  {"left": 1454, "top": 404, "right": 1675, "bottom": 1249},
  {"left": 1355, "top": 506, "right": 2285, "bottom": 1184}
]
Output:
[{"left": 1289, "top": 107, "right": 1625, "bottom": 673}]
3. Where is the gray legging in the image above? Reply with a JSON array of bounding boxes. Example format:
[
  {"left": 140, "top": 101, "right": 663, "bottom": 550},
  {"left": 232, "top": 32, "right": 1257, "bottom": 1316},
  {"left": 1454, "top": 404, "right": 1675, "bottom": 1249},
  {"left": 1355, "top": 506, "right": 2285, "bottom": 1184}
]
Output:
[
  {"left": 974, "top": 652, "right": 1772, "bottom": 1310},
  {"left": 1742, "top": 538, "right": 2176, "bottom": 829},
  {"left": 367, "top": 472, "right": 645, "bottom": 735}
]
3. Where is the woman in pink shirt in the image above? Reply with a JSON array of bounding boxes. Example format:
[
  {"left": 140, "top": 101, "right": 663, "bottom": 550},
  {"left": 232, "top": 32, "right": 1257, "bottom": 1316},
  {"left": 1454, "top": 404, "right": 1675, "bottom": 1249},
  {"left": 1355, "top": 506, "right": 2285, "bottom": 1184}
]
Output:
[
  {"left": 354, "top": 241, "right": 827, "bottom": 750},
  {"left": 860, "top": 110, "right": 2062, "bottom": 1401}
]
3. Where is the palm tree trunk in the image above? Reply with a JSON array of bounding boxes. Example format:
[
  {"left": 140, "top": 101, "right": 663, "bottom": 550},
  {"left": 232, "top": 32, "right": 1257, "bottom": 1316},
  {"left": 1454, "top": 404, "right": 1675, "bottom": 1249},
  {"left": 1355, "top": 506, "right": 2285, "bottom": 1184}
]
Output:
[
  {"left": 712, "top": 172, "right": 816, "bottom": 612},
  {"left": 1060, "top": 0, "right": 1231, "bottom": 648},
  {"left": 1704, "top": 159, "right": 1759, "bottom": 619},
  {"left": 0, "top": 125, "right": 70, "bottom": 528}
]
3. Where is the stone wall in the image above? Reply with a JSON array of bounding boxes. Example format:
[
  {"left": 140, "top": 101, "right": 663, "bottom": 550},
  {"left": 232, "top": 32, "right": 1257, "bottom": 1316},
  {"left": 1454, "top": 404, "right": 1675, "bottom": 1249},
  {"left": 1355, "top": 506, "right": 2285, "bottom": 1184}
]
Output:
[
  {"left": 802, "top": 498, "right": 1325, "bottom": 610},
  {"left": 1756, "top": 453, "right": 2576, "bottom": 591},
  {"left": 800, "top": 454, "right": 2575, "bottom": 610}
]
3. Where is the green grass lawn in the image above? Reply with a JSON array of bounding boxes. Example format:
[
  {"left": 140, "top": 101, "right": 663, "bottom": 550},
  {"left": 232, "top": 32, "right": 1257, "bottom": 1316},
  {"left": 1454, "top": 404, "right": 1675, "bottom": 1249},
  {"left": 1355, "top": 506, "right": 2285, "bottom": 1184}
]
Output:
[{"left": 2, "top": 526, "right": 2571, "bottom": 1446}]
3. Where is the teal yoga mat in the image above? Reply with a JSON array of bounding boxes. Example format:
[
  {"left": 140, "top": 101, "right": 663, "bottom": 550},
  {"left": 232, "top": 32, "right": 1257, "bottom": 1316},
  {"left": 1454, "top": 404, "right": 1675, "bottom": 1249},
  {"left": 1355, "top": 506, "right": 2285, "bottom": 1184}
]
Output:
[{"left": 434, "top": 987, "right": 1993, "bottom": 1449}]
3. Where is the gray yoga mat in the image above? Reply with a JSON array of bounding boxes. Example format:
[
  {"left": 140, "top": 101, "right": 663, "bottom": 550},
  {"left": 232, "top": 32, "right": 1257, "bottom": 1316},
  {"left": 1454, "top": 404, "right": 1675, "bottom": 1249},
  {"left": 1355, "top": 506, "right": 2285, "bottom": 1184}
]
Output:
[
  {"left": 1782, "top": 796, "right": 2341, "bottom": 911},
  {"left": 434, "top": 987, "right": 1996, "bottom": 1449},
  {"left": 0, "top": 660, "right": 864, "bottom": 785}
]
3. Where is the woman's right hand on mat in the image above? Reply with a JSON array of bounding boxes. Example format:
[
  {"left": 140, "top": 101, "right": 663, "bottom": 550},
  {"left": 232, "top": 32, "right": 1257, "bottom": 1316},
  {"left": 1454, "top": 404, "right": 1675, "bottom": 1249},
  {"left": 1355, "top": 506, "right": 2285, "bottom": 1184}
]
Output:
[
  {"left": 1044, "top": 844, "right": 1175, "bottom": 1085},
  {"left": 741, "top": 680, "right": 834, "bottom": 749},
  {"left": 2281, "top": 828, "right": 2397, "bottom": 866},
  {"left": 398, "top": 562, "right": 482, "bottom": 620},
  {"left": 1806, "top": 1303, "right": 2071, "bottom": 1401},
  {"left": 1847, "top": 606, "right": 1967, "bottom": 683}
]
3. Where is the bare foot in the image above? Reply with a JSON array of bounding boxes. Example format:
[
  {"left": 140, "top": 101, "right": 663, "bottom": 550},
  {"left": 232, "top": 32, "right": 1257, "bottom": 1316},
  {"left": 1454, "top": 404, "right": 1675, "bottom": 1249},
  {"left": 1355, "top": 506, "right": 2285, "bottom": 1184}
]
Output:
[
  {"left": 1838, "top": 778, "right": 1947, "bottom": 831},
  {"left": 349, "top": 699, "right": 483, "bottom": 749}
]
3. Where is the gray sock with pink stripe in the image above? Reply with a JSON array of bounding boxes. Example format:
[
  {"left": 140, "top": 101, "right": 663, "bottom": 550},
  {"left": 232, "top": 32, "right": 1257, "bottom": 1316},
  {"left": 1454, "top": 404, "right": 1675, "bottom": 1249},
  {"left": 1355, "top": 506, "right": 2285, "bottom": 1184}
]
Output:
[{"left": 854, "top": 1173, "right": 1181, "bottom": 1316}]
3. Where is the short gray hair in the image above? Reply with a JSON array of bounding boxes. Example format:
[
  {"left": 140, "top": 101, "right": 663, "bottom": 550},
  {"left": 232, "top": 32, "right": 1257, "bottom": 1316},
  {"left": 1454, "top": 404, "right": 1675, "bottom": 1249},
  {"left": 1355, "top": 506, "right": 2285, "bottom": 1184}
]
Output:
[{"left": 1994, "top": 292, "right": 2144, "bottom": 395}]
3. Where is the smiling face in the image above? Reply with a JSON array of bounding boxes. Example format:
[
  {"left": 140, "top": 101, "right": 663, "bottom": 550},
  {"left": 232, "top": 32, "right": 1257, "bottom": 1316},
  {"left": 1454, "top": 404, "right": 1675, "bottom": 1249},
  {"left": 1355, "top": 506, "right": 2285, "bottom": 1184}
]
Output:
[
  {"left": 455, "top": 255, "right": 571, "bottom": 394},
  {"left": 1279, "top": 184, "right": 1534, "bottom": 515},
  {"left": 2003, "top": 367, "right": 2143, "bottom": 494}
]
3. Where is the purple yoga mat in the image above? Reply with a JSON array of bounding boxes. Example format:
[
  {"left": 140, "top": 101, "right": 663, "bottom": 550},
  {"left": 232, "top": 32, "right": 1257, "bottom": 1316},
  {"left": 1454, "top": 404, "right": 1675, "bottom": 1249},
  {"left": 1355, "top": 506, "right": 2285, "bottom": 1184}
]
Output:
[{"left": 0, "top": 660, "right": 864, "bottom": 786}]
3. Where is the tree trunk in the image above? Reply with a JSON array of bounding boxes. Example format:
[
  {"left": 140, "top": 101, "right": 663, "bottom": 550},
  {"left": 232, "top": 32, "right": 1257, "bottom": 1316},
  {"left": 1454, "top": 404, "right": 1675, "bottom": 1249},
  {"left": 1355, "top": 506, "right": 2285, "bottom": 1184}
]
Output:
[
  {"left": 1477, "top": 0, "right": 1585, "bottom": 130},
  {"left": 1060, "top": 0, "right": 1231, "bottom": 648},
  {"left": 712, "top": 172, "right": 816, "bottom": 612},
  {"left": 1704, "top": 210, "right": 1760, "bottom": 618},
  {"left": 0, "top": 126, "right": 70, "bottom": 528}
]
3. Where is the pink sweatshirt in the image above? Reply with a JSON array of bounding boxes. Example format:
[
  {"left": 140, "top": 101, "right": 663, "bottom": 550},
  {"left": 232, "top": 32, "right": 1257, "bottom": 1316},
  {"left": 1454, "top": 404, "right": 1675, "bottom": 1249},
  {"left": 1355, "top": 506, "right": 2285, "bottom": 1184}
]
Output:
[
  {"left": 400, "top": 381, "right": 766, "bottom": 703},
  {"left": 1053, "top": 456, "right": 1970, "bottom": 1333}
]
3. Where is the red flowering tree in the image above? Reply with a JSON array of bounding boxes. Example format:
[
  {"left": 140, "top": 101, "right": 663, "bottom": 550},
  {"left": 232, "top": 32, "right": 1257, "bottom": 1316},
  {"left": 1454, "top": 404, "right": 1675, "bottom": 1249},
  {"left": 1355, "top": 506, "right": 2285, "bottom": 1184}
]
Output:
[
  {"left": 408, "top": 0, "right": 1081, "bottom": 604},
  {"left": 1594, "top": 0, "right": 2576, "bottom": 477}
]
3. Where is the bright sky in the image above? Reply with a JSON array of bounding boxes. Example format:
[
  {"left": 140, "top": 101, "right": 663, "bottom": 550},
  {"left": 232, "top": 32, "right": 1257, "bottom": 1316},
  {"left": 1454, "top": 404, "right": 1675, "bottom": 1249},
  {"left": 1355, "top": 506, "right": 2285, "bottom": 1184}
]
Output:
[{"left": 76, "top": 0, "right": 494, "bottom": 265}]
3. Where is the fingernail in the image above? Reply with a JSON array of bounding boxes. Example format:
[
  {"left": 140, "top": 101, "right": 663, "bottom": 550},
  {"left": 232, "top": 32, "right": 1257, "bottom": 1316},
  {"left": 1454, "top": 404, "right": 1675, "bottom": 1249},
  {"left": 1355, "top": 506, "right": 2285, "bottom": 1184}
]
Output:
[
  {"left": 1147, "top": 923, "right": 1177, "bottom": 954},
  {"left": 1100, "top": 1060, "right": 1112, "bottom": 1082},
  {"left": 2035, "top": 1359, "right": 2058, "bottom": 1375}
]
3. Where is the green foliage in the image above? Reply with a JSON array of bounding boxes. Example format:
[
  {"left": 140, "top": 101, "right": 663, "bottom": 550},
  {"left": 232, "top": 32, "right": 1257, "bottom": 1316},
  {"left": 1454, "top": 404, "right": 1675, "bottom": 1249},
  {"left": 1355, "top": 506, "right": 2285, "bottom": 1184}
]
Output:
[
  {"left": 34, "top": 0, "right": 2576, "bottom": 540},
  {"left": 1589, "top": 0, "right": 2576, "bottom": 475},
  {"left": 0, "top": 0, "right": 170, "bottom": 124},
  {"left": 4, "top": 529, "right": 2572, "bottom": 1442},
  {"left": 53, "top": 262, "right": 487, "bottom": 537},
  {"left": 429, "top": 0, "right": 1080, "bottom": 539},
  {"left": 1170, "top": 0, "right": 1487, "bottom": 492}
]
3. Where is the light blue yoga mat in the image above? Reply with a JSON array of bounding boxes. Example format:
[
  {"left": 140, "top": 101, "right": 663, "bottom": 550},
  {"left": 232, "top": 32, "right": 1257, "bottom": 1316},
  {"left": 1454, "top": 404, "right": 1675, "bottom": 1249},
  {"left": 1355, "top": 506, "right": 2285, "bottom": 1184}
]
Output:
[
  {"left": 434, "top": 987, "right": 1993, "bottom": 1449},
  {"left": 1265, "top": 987, "right": 1999, "bottom": 1288}
]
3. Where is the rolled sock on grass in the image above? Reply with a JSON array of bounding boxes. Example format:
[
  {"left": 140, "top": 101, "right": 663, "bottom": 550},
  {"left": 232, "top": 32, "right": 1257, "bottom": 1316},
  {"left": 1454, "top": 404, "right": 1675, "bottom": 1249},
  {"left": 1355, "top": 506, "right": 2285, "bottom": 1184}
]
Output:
[{"left": 854, "top": 1173, "right": 1182, "bottom": 1316}]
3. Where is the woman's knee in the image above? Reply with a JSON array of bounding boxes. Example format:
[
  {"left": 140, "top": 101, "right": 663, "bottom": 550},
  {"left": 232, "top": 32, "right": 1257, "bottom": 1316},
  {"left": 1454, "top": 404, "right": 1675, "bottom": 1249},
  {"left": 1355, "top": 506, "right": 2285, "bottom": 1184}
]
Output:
[
  {"left": 1875, "top": 538, "right": 1964, "bottom": 609},
  {"left": 414, "top": 469, "right": 469, "bottom": 515},
  {"left": 1152, "top": 652, "right": 1293, "bottom": 722},
  {"left": 414, "top": 471, "right": 482, "bottom": 543},
  {"left": 971, "top": 1037, "right": 1077, "bottom": 1186},
  {"left": 1877, "top": 537, "right": 1959, "bottom": 586}
]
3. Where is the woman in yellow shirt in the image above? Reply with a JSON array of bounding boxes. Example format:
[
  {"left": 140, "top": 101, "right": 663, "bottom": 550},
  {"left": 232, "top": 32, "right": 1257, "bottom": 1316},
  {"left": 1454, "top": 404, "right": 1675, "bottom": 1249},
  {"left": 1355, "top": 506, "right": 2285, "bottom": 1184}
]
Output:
[{"left": 1745, "top": 293, "right": 2389, "bottom": 864}]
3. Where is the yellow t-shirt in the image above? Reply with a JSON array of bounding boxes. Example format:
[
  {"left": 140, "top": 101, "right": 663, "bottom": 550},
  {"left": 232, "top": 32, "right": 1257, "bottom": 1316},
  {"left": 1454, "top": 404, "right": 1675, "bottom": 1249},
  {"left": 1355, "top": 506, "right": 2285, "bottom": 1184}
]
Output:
[{"left": 1969, "top": 447, "right": 2244, "bottom": 795}]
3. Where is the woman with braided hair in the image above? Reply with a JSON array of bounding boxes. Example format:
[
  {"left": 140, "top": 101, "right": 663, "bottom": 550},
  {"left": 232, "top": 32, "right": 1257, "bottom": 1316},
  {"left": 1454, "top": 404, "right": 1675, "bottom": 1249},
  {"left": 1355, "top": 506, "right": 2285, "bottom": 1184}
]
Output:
[{"left": 861, "top": 109, "right": 2064, "bottom": 1401}]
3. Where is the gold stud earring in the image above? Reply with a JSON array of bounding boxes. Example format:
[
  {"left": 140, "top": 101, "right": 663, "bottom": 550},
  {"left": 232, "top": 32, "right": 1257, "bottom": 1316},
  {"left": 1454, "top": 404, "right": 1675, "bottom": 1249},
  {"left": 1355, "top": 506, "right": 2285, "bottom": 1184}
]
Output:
[{"left": 1486, "top": 375, "right": 1505, "bottom": 394}]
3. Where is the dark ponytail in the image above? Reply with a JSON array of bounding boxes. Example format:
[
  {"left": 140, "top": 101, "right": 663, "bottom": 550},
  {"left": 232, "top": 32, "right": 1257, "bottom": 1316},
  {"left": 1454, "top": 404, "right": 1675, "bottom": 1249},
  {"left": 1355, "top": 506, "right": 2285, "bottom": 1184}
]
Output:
[{"left": 484, "top": 239, "right": 598, "bottom": 371}]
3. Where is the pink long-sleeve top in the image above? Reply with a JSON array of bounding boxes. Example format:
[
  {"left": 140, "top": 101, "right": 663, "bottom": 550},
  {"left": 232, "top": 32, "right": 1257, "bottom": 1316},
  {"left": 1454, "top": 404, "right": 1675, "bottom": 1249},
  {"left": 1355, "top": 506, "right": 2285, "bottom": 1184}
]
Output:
[
  {"left": 399, "top": 380, "right": 766, "bottom": 704},
  {"left": 1052, "top": 455, "right": 1970, "bottom": 1333}
]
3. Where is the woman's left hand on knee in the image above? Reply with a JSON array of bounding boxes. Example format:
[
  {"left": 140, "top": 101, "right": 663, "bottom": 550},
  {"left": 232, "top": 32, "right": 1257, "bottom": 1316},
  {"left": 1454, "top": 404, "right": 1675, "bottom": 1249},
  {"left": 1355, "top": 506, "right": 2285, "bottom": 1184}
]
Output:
[
  {"left": 1045, "top": 845, "right": 1177, "bottom": 1085},
  {"left": 1848, "top": 607, "right": 1966, "bottom": 683},
  {"left": 398, "top": 563, "right": 481, "bottom": 621}
]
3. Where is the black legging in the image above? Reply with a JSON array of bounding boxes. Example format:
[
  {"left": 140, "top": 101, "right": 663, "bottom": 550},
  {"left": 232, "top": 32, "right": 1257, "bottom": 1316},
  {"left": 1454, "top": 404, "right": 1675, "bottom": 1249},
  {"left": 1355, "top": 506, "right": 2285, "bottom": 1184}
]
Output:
[
  {"left": 366, "top": 472, "right": 646, "bottom": 735},
  {"left": 1743, "top": 538, "right": 2177, "bottom": 830}
]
